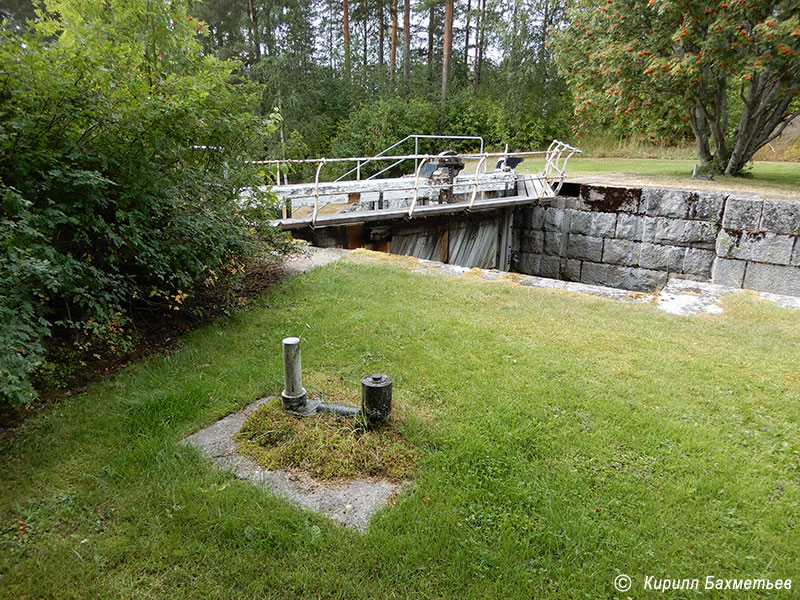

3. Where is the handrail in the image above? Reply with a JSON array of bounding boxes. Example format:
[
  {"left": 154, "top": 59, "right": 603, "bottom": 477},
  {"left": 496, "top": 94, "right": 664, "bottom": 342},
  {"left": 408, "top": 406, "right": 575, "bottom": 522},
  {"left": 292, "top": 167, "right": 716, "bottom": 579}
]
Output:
[
  {"left": 331, "top": 134, "right": 484, "bottom": 182},
  {"left": 262, "top": 144, "right": 581, "bottom": 202},
  {"left": 538, "top": 140, "right": 580, "bottom": 197},
  {"left": 254, "top": 149, "right": 562, "bottom": 166}
]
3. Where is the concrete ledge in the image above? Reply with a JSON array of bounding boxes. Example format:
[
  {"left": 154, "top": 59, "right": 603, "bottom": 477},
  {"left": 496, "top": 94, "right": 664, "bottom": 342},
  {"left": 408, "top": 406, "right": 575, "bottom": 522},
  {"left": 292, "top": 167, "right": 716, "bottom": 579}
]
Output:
[
  {"left": 579, "top": 184, "right": 641, "bottom": 212},
  {"left": 643, "top": 188, "right": 689, "bottom": 219},
  {"left": 686, "top": 192, "right": 726, "bottom": 221}
]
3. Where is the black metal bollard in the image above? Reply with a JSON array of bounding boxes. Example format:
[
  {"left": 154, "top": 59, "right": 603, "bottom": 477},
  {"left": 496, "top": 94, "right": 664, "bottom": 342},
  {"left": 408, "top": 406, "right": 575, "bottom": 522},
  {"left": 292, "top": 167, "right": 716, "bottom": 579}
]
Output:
[{"left": 361, "top": 374, "right": 392, "bottom": 423}]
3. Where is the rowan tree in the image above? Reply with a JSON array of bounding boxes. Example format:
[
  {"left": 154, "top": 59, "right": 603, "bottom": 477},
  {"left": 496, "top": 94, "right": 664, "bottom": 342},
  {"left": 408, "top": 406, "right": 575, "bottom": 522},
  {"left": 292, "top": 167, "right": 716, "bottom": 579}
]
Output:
[{"left": 553, "top": 0, "right": 800, "bottom": 175}]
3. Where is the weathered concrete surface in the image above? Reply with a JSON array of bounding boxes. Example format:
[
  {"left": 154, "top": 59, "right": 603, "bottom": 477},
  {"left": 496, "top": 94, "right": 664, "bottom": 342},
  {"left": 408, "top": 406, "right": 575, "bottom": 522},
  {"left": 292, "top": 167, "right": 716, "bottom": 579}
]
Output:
[
  {"left": 283, "top": 244, "right": 349, "bottom": 275},
  {"left": 656, "top": 279, "right": 728, "bottom": 316},
  {"left": 181, "top": 397, "right": 400, "bottom": 531},
  {"left": 564, "top": 173, "right": 800, "bottom": 202},
  {"left": 716, "top": 230, "right": 794, "bottom": 265}
]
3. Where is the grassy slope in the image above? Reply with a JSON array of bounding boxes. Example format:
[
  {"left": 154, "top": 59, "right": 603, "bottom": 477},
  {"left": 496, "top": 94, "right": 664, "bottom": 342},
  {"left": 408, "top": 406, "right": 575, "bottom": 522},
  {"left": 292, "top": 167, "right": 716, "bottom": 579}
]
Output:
[
  {"left": 2, "top": 256, "right": 799, "bottom": 599},
  {"left": 513, "top": 157, "right": 800, "bottom": 198},
  {"left": 517, "top": 156, "right": 800, "bottom": 200},
  {"left": 567, "top": 157, "right": 799, "bottom": 185}
]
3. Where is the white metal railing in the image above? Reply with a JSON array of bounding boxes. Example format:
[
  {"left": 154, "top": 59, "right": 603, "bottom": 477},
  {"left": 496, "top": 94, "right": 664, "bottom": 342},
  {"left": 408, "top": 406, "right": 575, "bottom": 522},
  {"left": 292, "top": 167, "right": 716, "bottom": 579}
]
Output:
[
  {"left": 332, "top": 134, "right": 485, "bottom": 182},
  {"left": 253, "top": 141, "right": 581, "bottom": 227}
]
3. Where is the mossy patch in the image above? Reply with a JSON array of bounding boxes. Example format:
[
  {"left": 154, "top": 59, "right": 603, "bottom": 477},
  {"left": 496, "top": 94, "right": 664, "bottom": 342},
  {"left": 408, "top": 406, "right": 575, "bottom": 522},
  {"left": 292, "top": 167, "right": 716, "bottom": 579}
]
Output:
[{"left": 234, "top": 395, "right": 419, "bottom": 482}]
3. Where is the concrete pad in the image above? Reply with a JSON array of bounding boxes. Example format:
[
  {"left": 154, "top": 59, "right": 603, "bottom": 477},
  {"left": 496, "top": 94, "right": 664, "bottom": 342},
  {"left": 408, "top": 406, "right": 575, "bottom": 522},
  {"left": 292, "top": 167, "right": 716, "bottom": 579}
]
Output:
[
  {"left": 656, "top": 279, "right": 731, "bottom": 316},
  {"left": 181, "top": 397, "right": 401, "bottom": 532},
  {"left": 658, "top": 278, "right": 800, "bottom": 315}
]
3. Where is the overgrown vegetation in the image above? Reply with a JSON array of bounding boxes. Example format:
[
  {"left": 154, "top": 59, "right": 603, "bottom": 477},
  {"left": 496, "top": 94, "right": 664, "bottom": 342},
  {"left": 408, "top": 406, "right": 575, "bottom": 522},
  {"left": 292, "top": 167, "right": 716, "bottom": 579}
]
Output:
[
  {"left": 0, "top": 0, "right": 285, "bottom": 406},
  {"left": 1, "top": 256, "right": 798, "bottom": 598},
  {"left": 235, "top": 394, "right": 419, "bottom": 481}
]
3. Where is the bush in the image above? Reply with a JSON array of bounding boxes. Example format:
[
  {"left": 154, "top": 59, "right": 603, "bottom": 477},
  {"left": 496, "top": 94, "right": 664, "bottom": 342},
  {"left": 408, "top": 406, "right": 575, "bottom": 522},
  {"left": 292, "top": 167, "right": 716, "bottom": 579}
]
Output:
[
  {"left": 0, "top": 1, "right": 280, "bottom": 406},
  {"left": 327, "top": 91, "right": 573, "bottom": 180},
  {"left": 441, "top": 91, "right": 511, "bottom": 150}
]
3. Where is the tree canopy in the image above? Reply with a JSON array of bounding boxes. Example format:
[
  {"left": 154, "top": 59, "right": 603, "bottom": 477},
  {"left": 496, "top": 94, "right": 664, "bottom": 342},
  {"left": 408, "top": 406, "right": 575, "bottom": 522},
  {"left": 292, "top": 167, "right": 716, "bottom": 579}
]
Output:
[{"left": 553, "top": 0, "right": 800, "bottom": 174}]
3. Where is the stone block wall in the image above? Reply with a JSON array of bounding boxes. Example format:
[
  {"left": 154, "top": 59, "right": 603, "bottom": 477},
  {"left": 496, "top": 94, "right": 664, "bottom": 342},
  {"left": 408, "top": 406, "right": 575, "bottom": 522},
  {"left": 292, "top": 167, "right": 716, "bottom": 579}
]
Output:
[{"left": 510, "top": 185, "right": 800, "bottom": 296}]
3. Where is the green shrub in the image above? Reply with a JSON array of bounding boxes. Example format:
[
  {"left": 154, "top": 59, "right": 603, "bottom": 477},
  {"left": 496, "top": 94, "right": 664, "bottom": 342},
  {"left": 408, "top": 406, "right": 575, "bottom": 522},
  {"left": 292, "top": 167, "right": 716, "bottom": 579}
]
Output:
[
  {"left": 327, "top": 92, "right": 572, "bottom": 180},
  {"left": 327, "top": 97, "right": 438, "bottom": 178},
  {"left": 0, "top": 0, "right": 280, "bottom": 406},
  {"left": 441, "top": 91, "right": 511, "bottom": 150}
]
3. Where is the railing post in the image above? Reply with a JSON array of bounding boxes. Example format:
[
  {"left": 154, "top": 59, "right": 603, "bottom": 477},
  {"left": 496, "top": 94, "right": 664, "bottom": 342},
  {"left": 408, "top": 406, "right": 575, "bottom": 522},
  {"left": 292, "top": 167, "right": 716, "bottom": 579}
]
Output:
[
  {"left": 311, "top": 159, "right": 325, "bottom": 227},
  {"left": 408, "top": 157, "right": 430, "bottom": 218},
  {"left": 468, "top": 155, "right": 488, "bottom": 211}
]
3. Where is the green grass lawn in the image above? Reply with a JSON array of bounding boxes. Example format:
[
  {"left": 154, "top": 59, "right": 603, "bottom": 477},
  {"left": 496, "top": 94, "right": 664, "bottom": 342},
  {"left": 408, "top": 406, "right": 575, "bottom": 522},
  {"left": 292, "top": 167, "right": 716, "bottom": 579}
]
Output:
[
  {"left": 2, "top": 255, "right": 799, "bottom": 599},
  {"left": 513, "top": 157, "right": 800, "bottom": 198}
]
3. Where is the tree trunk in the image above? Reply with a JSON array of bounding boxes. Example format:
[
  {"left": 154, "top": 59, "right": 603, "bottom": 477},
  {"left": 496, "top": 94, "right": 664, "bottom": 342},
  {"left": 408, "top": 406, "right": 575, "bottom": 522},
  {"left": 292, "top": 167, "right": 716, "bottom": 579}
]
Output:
[
  {"left": 378, "top": 0, "right": 385, "bottom": 66},
  {"left": 329, "top": 0, "right": 335, "bottom": 68},
  {"left": 464, "top": 0, "right": 471, "bottom": 67},
  {"left": 343, "top": 0, "right": 351, "bottom": 78},
  {"left": 474, "top": 0, "right": 485, "bottom": 93},
  {"left": 441, "top": 0, "right": 453, "bottom": 99},
  {"left": 247, "top": 0, "right": 261, "bottom": 62},
  {"left": 539, "top": 0, "right": 549, "bottom": 74},
  {"left": 510, "top": 0, "right": 519, "bottom": 64},
  {"left": 689, "top": 100, "right": 713, "bottom": 168},
  {"left": 363, "top": 7, "right": 368, "bottom": 71},
  {"left": 708, "top": 75, "right": 729, "bottom": 167},
  {"left": 403, "top": 0, "right": 410, "bottom": 91},
  {"left": 390, "top": 0, "right": 398, "bottom": 80},
  {"left": 723, "top": 70, "right": 799, "bottom": 175},
  {"left": 472, "top": 0, "right": 480, "bottom": 93},
  {"left": 427, "top": 3, "right": 435, "bottom": 80}
]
